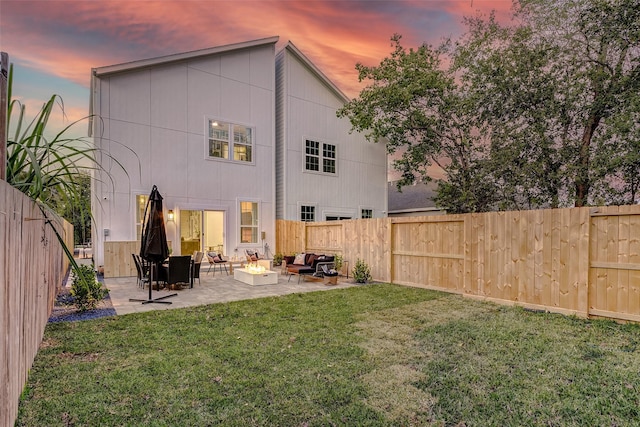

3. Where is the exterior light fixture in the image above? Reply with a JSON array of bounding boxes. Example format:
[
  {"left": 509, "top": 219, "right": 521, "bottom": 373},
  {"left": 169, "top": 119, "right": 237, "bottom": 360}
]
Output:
[{"left": 167, "top": 210, "right": 174, "bottom": 221}]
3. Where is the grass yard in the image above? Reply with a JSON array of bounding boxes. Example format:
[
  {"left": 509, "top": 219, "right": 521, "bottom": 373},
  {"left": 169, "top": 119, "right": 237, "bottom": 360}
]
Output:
[{"left": 17, "top": 284, "right": 640, "bottom": 426}]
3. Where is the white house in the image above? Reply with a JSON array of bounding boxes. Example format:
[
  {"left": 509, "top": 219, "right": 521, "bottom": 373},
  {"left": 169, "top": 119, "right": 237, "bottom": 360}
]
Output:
[
  {"left": 90, "top": 37, "right": 386, "bottom": 268},
  {"left": 275, "top": 42, "right": 387, "bottom": 222}
]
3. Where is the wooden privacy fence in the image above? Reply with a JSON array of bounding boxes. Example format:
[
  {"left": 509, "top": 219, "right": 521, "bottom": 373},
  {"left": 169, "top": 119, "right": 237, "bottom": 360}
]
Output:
[
  {"left": 276, "top": 204, "right": 640, "bottom": 323},
  {"left": 1, "top": 180, "right": 73, "bottom": 427}
]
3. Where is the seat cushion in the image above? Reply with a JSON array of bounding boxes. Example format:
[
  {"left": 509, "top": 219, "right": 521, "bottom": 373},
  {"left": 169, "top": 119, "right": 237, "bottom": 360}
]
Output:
[{"left": 287, "top": 264, "right": 314, "bottom": 275}]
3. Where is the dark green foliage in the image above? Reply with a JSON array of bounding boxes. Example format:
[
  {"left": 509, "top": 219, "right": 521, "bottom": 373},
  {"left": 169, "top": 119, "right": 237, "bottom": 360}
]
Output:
[
  {"left": 70, "top": 264, "right": 108, "bottom": 312},
  {"left": 6, "top": 64, "right": 132, "bottom": 292},
  {"left": 352, "top": 258, "right": 372, "bottom": 283},
  {"left": 339, "top": 0, "right": 640, "bottom": 211},
  {"left": 272, "top": 252, "right": 284, "bottom": 266}
]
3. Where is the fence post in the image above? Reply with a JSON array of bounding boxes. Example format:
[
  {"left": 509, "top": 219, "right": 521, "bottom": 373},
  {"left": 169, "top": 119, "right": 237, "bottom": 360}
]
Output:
[{"left": 0, "top": 52, "right": 8, "bottom": 181}]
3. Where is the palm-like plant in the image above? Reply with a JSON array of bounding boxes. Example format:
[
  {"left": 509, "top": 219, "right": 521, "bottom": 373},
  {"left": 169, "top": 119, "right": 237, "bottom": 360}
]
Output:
[{"left": 6, "top": 63, "right": 130, "bottom": 309}]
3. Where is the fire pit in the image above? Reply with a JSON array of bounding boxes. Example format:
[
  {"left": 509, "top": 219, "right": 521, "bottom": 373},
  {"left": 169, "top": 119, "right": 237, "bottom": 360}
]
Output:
[{"left": 233, "top": 263, "right": 278, "bottom": 286}]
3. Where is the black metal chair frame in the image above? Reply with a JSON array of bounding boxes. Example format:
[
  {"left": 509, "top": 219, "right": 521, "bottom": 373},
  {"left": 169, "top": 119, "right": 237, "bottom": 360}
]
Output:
[{"left": 132, "top": 254, "right": 150, "bottom": 288}]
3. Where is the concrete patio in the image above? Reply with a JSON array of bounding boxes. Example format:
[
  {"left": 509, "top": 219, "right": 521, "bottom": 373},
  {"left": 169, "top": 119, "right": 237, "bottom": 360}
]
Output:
[{"left": 104, "top": 265, "right": 357, "bottom": 316}]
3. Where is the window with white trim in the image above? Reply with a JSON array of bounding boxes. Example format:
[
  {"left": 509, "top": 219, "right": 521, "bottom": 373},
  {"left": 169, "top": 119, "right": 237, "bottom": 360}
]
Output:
[
  {"left": 301, "top": 205, "right": 315, "bottom": 222},
  {"left": 361, "top": 209, "right": 373, "bottom": 219},
  {"left": 208, "top": 119, "right": 253, "bottom": 162},
  {"left": 326, "top": 215, "right": 351, "bottom": 221},
  {"left": 240, "top": 201, "right": 259, "bottom": 244},
  {"left": 135, "top": 194, "right": 149, "bottom": 240},
  {"left": 305, "top": 139, "right": 336, "bottom": 174}
]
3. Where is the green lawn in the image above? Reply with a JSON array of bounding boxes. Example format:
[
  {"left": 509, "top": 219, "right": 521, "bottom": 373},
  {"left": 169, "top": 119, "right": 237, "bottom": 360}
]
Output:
[{"left": 17, "top": 284, "right": 640, "bottom": 426}]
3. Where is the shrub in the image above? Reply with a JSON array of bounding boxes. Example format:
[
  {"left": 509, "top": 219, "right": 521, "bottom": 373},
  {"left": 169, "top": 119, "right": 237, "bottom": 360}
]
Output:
[
  {"left": 71, "top": 264, "right": 108, "bottom": 311},
  {"left": 334, "top": 253, "right": 344, "bottom": 272},
  {"left": 352, "top": 258, "right": 372, "bottom": 283},
  {"left": 273, "top": 253, "right": 284, "bottom": 266}
]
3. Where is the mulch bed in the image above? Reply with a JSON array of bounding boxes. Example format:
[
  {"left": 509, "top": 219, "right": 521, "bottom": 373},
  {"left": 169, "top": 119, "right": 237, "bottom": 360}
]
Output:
[{"left": 48, "top": 272, "right": 116, "bottom": 323}]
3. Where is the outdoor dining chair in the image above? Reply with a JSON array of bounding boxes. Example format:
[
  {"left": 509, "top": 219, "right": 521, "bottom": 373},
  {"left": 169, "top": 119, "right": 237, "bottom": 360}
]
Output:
[
  {"left": 191, "top": 251, "right": 204, "bottom": 285},
  {"left": 164, "top": 255, "right": 192, "bottom": 289},
  {"left": 132, "top": 254, "right": 150, "bottom": 288}
]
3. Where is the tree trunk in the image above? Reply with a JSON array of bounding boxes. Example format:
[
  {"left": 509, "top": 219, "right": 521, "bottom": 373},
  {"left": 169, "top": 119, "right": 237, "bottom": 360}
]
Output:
[{"left": 575, "top": 114, "right": 601, "bottom": 207}]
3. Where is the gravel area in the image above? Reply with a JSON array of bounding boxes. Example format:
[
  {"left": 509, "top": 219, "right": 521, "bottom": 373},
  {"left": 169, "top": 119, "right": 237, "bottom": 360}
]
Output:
[{"left": 48, "top": 271, "right": 116, "bottom": 323}]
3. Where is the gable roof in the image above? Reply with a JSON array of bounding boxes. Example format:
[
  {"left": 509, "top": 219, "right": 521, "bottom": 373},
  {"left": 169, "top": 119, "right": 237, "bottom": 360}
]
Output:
[
  {"left": 89, "top": 36, "right": 279, "bottom": 135},
  {"left": 92, "top": 36, "right": 279, "bottom": 77},
  {"left": 279, "top": 41, "right": 350, "bottom": 103}
]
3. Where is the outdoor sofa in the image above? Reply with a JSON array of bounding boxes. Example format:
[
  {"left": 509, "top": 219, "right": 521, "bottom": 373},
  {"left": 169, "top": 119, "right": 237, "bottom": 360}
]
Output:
[{"left": 284, "top": 253, "right": 335, "bottom": 282}]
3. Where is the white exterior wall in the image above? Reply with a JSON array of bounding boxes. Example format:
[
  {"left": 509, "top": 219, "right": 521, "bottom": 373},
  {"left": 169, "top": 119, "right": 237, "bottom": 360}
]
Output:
[
  {"left": 91, "top": 42, "right": 276, "bottom": 266},
  {"left": 275, "top": 45, "right": 387, "bottom": 221}
]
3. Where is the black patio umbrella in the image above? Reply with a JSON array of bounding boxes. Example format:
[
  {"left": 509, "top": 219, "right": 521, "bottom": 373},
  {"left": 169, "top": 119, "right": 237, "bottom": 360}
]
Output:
[{"left": 130, "top": 185, "right": 177, "bottom": 304}]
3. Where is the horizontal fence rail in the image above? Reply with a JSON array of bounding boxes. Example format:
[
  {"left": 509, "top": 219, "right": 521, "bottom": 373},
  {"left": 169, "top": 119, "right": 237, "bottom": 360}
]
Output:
[
  {"left": 276, "top": 205, "right": 640, "bottom": 323},
  {"left": 1, "top": 180, "right": 72, "bottom": 427}
]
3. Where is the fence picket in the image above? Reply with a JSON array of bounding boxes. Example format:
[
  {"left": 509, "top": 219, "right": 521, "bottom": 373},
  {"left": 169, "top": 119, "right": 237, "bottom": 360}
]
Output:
[
  {"left": 1, "top": 181, "right": 71, "bottom": 426},
  {"left": 275, "top": 205, "right": 640, "bottom": 323}
]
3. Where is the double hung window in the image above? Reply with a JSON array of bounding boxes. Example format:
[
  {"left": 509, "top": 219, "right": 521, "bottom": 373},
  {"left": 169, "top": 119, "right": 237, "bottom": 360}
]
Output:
[
  {"left": 240, "top": 201, "right": 259, "bottom": 244},
  {"left": 301, "top": 205, "right": 315, "bottom": 222},
  {"left": 305, "top": 139, "right": 336, "bottom": 174},
  {"left": 208, "top": 119, "right": 253, "bottom": 163}
]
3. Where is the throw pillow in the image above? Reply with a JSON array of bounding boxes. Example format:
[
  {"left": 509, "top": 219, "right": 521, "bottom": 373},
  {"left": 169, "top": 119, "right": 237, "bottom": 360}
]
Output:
[
  {"left": 307, "top": 254, "right": 317, "bottom": 266},
  {"left": 250, "top": 255, "right": 258, "bottom": 261},
  {"left": 213, "top": 256, "right": 221, "bottom": 262},
  {"left": 293, "top": 253, "right": 306, "bottom": 265},
  {"left": 305, "top": 253, "right": 318, "bottom": 266}
]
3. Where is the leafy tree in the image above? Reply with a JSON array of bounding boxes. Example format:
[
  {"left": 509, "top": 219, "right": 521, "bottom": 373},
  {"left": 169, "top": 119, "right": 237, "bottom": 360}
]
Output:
[
  {"left": 459, "top": 0, "right": 640, "bottom": 207},
  {"left": 337, "top": 35, "right": 497, "bottom": 213},
  {"left": 339, "top": 0, "right": 640, "bottom": 211},
  {"left": 591, "top": 93, "right": 640, "bottom": 205},
  {"left": 50, "top": 173, "right": 92, "bottom": 245}
]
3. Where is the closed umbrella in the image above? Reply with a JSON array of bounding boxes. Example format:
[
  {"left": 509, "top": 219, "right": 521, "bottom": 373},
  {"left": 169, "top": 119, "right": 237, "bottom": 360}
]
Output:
[{"left": 130, "top": 185, "right": 177, "bottom": 304}]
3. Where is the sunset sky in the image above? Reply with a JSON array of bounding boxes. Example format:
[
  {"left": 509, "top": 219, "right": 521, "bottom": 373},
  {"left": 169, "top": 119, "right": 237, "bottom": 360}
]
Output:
[{"left": 1, "top": 0, "right": 512, "bottom": 136}]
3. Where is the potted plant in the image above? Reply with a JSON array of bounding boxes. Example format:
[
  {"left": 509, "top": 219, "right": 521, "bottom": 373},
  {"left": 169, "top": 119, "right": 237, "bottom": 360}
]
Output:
[
  {"left": 273, "top": 253, "right": 284, "bottom": 266},
  {"left": 334, "top": 253, "right": 343, "bottom": 273}
]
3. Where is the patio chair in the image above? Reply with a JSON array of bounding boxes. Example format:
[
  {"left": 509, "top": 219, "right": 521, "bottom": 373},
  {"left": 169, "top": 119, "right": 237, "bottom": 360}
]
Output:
[
  {"left": 245, "top": 249, "right": 262, "bottom": 262},
  {"left": 132, "top": 254, "right": 149, "bottom": 288},
  {"left": 164, "top": 255, "right": 192, "bottom": 289},
  {"left": 191, "top": 251, "right": 204, "bottom": 285},
  {"left": 207, "top": 252, "right": 228, "bottom": 275}
]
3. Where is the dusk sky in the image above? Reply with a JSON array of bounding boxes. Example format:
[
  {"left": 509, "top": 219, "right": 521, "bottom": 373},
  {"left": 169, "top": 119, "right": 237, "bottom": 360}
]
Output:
[{"left": 1, "top": 0, "right": 512, "bottom": 135}]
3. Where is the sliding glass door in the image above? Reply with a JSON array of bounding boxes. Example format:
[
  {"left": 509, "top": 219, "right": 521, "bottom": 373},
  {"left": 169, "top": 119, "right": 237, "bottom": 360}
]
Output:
[{"left": 179, "top": 210, "right": 225, "bottom": 255}]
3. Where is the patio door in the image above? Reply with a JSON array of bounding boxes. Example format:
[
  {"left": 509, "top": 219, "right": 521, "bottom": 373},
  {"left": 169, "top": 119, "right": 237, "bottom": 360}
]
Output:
[{"left": 179, "top": 210, "right": 225, "bottom": 255}]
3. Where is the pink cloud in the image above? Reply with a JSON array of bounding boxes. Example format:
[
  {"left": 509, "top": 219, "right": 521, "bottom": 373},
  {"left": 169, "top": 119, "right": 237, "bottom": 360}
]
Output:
[{"left": 2, "top": 0, "right": 515, "bottom": 99}]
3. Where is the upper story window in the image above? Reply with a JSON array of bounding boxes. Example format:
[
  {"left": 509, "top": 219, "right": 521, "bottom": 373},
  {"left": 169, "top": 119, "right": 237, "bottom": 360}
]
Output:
[
  {"left": 361, "top": 209, "right": 373, "bottom": 219},
  {"left": 305, "top": 139, "right": 336, "bottom": 174},
  {"left": 208, "top": 119, "right": 253, "bottom": 163}
]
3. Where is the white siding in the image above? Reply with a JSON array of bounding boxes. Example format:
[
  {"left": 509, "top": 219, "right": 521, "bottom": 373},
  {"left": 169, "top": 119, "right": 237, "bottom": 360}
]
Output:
[
  {"left": 92, "top": 42, "right": 277, "bottom": 266},
  {"left": 276, "top": 45, "right": 387, "bottom": 221},
  {"left": 91, "top": 38, "right": 386, "bottom": 266}
]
